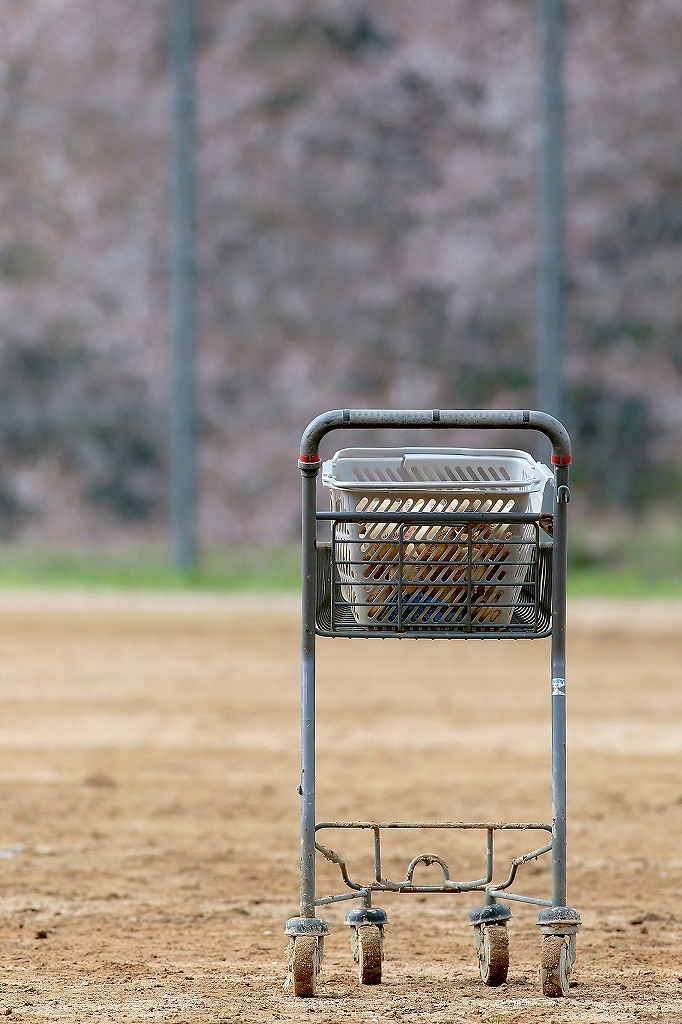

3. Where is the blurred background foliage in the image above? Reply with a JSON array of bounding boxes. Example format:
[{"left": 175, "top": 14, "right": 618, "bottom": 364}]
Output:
[{"left": 0, "top": 0, "right": 681, "bottom": 589}]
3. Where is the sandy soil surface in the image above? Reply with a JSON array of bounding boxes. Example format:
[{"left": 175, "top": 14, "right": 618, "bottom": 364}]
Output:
[{"left": 0, "top": 592, "right": 679, "bottom": 1021}]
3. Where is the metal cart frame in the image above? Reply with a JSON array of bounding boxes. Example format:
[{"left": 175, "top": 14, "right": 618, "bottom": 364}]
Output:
[{"left": 285, "top": 409, "right": 581, "bottom": 997}]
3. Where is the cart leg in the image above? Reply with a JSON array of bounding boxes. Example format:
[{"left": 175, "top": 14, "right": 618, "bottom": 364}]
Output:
[
  {"left": 300, "top": 469, "right": 317, "bottom": 922},
  {"left": 538, "top": 464, "right": 580, "bottom": 997},
  {"left": 285, "top": 468, "right": 327, "bottom": 996}
]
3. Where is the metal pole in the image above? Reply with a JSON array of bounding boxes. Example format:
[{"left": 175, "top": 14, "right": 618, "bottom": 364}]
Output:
[
  {"left": 550, "top": 464, "right": 569, "bottom": 907},
  {"left": 300, "top": 469, "right": 318, "bottom": 917},
  {"left": 169, "top": 0, "right": 197, "bottom": 569},
  {"left": 537, "top": 0, "right": 564, "bottom": 422}
]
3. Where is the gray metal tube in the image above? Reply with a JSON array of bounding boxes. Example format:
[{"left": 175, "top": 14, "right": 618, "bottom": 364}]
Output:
[
  {"left": 300, "top": 409, "right": 571, "bottom": 463},
  {"left": 300, "top": 470, "right": 318, "bottom": 916},
  {"left": 169, "top": 0, "right": 197, "bottom": 569},
  {"left": 537, "top": 0, "right": 564, "bottom": 422},
  {"left": 550, "top": 463, "right": 569, "bottom": 907},
  {"left": 485, "top": 830, "right": 495, "bottom": 905}
]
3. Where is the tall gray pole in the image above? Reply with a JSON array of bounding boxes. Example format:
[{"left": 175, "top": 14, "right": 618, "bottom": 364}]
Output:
[
  {"left": 537, "top": 0, "right": 564, "bottom": 422},
  {"left": 169, "top": 0, "right": 197, "bottom": 570}
]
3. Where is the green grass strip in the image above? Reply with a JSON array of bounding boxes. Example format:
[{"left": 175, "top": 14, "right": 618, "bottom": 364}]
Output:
[
  {"left": 0, "top": 542, "right": 679, "bottom": 597},
  {"left": 0, "top": 545, "right": 301, "bottom": 591}
]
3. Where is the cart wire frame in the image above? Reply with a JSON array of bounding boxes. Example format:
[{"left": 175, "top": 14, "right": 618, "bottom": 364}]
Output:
[
  {"left": 314, "top": 821, "right": 554, "bottom": 908},
  {"left": 286, "top": 409, "right": 581, "bottom": 996},
  {"left": 315, "top": 511, "right": 553, "bottom": 639}
]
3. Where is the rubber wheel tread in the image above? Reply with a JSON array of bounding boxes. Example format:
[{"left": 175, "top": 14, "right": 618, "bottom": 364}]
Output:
[
  {"left": 358, "top": 925, "right": 382, "bottom": 985},
  {"left": 478, "top": 923, "right": 509, "bottom": 986},
  {"left": 292, "top": 935, "right": 318, "bottom": 997},
  {"left": 540, "top": 935, "right": 570, "bottom": 998}
]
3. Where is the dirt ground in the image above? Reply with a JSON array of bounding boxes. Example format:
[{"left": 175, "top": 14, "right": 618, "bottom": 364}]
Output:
[{"left": 0, "top": 592, "right": 679, "bottom": 1022}]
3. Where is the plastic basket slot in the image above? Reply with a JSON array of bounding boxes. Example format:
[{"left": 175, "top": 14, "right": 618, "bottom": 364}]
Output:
[
  {"left": 412, "top": 523, "right": 435, "bottom": 544},
  {"left": 366, "top": 546, "right": 399, "bottom": 582},
  {"left": 471, "top": 587, "right": 503, "bottom": 620},
  {"left": 429, "top": 517, "right": 454, "bottom": 539},
  {"left": 365, "top": 584, "right": 398, "bottom": 618},
  {"left": 438, "top": 560, "right": 469, "bottom": 586},
  {"left": 380, "top": 521, "right": 398, "bottom": 541},
  {"left": 357, "top": 543, "right": 391, "bottom": 581},
  {"left": 378, "top": 497, "right": 394, "bottom": 512},
  {"left": 410, "top": 534, "right": 465, "bottom": 562},
  {"left": 478, "top": 605, "right": 503, "bottom": 623},
  {"left": 479, "top": 544, "right": 510, "bottom": 582},
  {"left": 419, "top": 561, "right": 457, "bottom": 588},
  {"left": 471, "top": 585, "right": 498, "bottom": 610},
  {"left": 424, "top": 540, "right": 463, "bottom": 570},
  {"left": 365, "top": 579, "right": 398, "bottom": 601},
  {"left": 402, "top": 547, "right": 434, "bottom": 585},
  {"left": 405, "top": 559, "right": 467, "bottom": 595},
  {"left": 475, "top": 555, "right": 500, "bottom": 586},
  {"left": 415, "top": 542, "right": 465, "bottom": 577},
  {"left": 365, "top": 521, "right": 389, "bottom": 541},
  {"left": 393, "top": 589, "right": 425, "bottom": 623},
  {"left": 403, "top": 586, "right": 462, "bottom": 624}
]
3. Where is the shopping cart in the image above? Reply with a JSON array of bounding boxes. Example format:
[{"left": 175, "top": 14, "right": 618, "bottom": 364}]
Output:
[{"left": 285, "top": 409, "right": 581, "bottom": 998}]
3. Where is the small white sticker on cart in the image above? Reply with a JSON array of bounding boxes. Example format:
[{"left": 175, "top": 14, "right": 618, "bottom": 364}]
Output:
[{"left": 552, "top": 677, "right": 566, "bottom": 695}]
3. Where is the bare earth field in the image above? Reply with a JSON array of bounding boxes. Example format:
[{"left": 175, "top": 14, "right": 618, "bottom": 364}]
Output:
[{"left": 0, "top": 593, "right": 679, "bottom": 1022}]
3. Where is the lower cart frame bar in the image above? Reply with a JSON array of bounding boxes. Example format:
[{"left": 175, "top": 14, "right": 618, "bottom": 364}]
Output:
[{"left": 314, "top": 821, "right": 553, "bottom": 907}]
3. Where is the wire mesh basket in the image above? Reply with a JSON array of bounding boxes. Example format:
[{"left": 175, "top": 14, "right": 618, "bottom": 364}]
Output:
[{"left": 318, "top": 447, "right": 553, "bottom": 637}]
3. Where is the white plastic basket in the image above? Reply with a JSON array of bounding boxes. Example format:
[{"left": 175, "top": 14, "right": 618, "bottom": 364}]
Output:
[{"left": 321, "top": 447, "right": 553, "bottom": 629}]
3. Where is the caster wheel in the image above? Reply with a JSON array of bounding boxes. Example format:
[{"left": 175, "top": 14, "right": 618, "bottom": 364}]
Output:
[
  {"left": 287, "top": 934, "right": 324, "bottom": 997},
  {"left": 350, "top": 925, "right": 383, "bottom": 984},
  {"left": 540, "top": 934, "right": 573, "bottom": 997},
  {"left": 474, "top": 923, "right": 509, "bottom": 986}
]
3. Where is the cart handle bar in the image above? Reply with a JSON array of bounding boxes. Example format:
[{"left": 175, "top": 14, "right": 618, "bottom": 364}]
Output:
[{"left": 299, "top": 409, "right": 571, "bottom": 465}]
